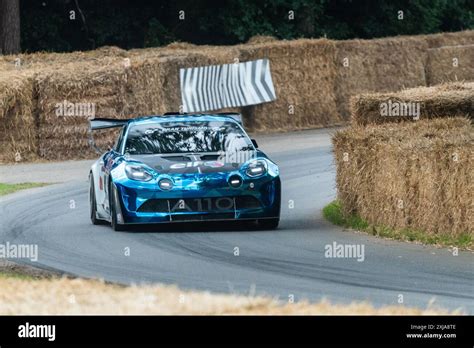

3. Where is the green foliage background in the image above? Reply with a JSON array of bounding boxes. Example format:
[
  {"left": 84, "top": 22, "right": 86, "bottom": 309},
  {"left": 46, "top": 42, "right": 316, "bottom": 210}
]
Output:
[{"left": 20, "top": 0, "right": 473, "bottom": 53}]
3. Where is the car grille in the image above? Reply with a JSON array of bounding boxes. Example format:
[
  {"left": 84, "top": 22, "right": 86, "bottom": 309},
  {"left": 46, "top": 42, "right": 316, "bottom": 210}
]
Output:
[
  {"left": 172, "top": 213, "right": 235, "bottom": 222},
  {"left": 137, "top": 199, "right": 169, "bottom": 213},
  {"left": 137, "top": 195, "right": 261, "bottom": 213},
  {"left": 235, "top": 195, "right": 261, "bottom": 209}
]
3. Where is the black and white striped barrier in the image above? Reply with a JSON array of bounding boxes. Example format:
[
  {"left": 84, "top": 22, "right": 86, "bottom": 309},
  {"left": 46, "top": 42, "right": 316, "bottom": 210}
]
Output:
[{"left": 180, "top": 58, "right": 277, "bottom": 113}]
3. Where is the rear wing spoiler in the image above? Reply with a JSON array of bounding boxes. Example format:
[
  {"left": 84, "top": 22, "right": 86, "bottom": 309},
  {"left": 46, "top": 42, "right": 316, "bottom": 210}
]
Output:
[
  {"left": 89, "top": 118, "right": 129, "bottom": 130},
  {"left": 88, "top": 118, "right": 129, "bottom": 154},
  {"left": 161, "top": 112, "right": 244, "bottom": 126}
]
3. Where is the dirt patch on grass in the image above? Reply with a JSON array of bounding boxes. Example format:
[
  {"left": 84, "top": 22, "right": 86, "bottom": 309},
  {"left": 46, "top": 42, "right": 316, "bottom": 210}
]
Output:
[{"left": 0, "top": 260, "right": 61, "bottom": 279}]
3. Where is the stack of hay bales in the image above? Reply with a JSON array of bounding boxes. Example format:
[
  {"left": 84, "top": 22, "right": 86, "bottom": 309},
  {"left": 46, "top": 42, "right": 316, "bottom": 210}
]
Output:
[
  {"left": 33, "top": 45, "right": 245, "bottom": 160},
  {"left": 0, "top": 48, "right": 131, "bottom": 161},
  {"left": 423, "top": 30, "right": 474, "bottom": 47},
  {"left": 333, "top": 30, "right": 474, "bottom": 120},
  {"left": 246, "top": 35, "right": 278, "bottom": 44},
  {"left": 126, "top": 45, "right": 241, "bottom": 116},
  {"left": 0, "top": 46, "right": 128, "bottom": 70},
  {"left": 334, "top": 36, "right": 429, "bottom": 121},
  {"left": 122, "top": 53, "right": 168, "bottom": 116},
  {"left": 351, "top": 82, "right": 474, "bottom": 125},
  {"left": 0, "top": 68, "right": 37, "bottom": 162},
  {"left": 160, "top": 47, "right": 242, "bottom": 114},
  {"left": 35, "top": 56, "right": 130, "bottom": 160},
  {"left": 238, "top": 39, "right": 341, "bottom": 131},
  {"left": 0, "top": 30, "right": 473, "bottom": 162},
  {"left": 426, "top": 44, "right": 474, "bottom": 85},
  {"left": 333, "top": 83, "right": 474, "bottom": 236}
]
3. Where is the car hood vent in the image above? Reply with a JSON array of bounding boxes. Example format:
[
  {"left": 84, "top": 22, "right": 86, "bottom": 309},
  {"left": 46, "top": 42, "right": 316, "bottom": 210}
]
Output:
[
  {"left": 199, "top": 154, "right": 220, "bottom": 161},
  {"left": 162, "top": 155, "right": 193, "bottom": 162}
]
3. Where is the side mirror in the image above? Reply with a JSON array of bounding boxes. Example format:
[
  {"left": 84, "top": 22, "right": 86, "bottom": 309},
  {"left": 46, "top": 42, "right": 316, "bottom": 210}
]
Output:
[{"left": 251, "top": 139, "right": 258, "bottom": 148}]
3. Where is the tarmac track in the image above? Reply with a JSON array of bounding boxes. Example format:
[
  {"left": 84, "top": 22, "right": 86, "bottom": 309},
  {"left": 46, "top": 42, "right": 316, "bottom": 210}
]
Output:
[{"left": 0, "top": 128, "right": 472, "bottom": 312}]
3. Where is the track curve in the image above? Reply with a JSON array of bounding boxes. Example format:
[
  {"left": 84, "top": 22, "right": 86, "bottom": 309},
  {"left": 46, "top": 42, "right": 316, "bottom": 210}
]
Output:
[{"left": 1, "top": 128, "right": 473, "bottom": 312}]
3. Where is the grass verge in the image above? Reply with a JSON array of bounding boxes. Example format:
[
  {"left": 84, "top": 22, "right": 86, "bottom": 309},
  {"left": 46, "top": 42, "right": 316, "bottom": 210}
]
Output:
[
  {"left": 323, "top": 200, "right": 472, "bottom": 249},
  {"left": 0, "top": 260, "right": 60, "bottom": 280},
  {"left": 0, "top": 182, "right": 49, "bottom": 196},
  {"left": 0, "top": 270, "right": 36, "bottom": 280}
]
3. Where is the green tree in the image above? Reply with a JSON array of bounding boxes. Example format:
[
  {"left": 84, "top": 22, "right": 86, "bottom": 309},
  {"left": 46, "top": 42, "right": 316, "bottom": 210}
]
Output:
[{"left": 16, "top": 0, "right": 474, "bottom": 53}]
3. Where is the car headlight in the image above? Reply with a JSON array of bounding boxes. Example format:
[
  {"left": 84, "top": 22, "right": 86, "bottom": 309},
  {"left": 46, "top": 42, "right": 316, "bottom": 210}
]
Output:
[
  {"left": 245, "top": 160, "right": 267, "bottom": 178},
  {"left": 125, "top": 165, "right": 153, "bottom": 182}
]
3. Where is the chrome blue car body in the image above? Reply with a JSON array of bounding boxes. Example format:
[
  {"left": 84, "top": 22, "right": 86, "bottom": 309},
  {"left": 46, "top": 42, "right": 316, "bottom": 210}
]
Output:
[{"left": 89, "top": 114, "right": 281, "bottom": 230}]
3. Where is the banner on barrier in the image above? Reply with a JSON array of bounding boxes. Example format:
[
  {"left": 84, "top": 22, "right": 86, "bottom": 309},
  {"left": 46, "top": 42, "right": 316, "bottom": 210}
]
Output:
[{"left": 180, "top": 59, "right": 276, "bottom": 113}]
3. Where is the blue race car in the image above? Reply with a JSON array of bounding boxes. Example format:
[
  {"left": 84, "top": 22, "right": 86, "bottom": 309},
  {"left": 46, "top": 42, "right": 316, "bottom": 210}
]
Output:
[{"left": 89, "top": 113, "right": 281, "bottom": 231}]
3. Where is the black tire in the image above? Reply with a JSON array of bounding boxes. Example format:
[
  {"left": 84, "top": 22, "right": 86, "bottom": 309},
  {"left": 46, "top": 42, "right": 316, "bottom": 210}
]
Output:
[
  {"left": 89, "top": 175, "right": 106, "bottom": 225},
  {"left": 257, "top": 218, "right": 279, "bottom": 230},
  {"left": 110, "top": 185, "right": 127, "bottom": 232}
]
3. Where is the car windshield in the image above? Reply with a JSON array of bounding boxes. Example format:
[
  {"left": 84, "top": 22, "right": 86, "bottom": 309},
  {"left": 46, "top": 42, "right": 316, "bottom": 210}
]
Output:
[{"left": 124, "top": 120, "right": 254, "bottom": 155}]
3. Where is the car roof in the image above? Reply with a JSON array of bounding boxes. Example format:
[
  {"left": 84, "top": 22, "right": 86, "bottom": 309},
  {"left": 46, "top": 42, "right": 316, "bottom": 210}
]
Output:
[{"left": 127, "top": 114, "right": 241, "bottom": 126}]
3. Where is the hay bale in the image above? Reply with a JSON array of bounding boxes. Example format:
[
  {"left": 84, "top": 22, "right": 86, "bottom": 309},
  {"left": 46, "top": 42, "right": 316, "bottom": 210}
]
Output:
[
  {"left": 37, "top": 123, "right": 121, "bottom": 160},
  {"left": 426, "top": 44, "right": 474, "bottom": 85},
  {"left": 334, "top": 36, "right": 429, "bottom": 121},
  {"left": 247, "top": 35, "right": 278, "bottom": 44},
  {"left": 161, "top": 49, "right": 241, "bottom": 113},
  {"left": 351, "top": 82, "right": 474, "bottom": 126},
  {"left": 0, "top": 46, "right": 128, "bottom": 71},
  {"left": 423, "top": 30, "right": 474, "bottom": 48},
  {"left": 37, "top": 123, "right": 122, "bottom": 160},
  {"left": 35, "top": 57, "right": 129, "bottom": 160},
  {"left": 122, "top": 54, "right": 167, "bottom": 116},
  {"left": 333, "top": 117, "right": 473, "bottom": 236},
  {"left": 238, "top": 39, "right": 341, "bottom": 132},
  {"left": 164, "top": 42, "right": 198, "bottom": 50},
  {"left": 334, "top": 30, "right": 474, "bottom": 120},
  {"left": 125, "top": 46, "right": 241, "bottom": 116},
  {"left": 0, "top": 70, "right": 37, "bottom": 163}
]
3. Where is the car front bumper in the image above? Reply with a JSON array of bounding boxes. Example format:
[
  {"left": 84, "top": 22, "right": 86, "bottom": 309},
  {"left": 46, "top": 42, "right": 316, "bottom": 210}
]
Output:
[{"left": 113, "top": 174, "right": 281, "bottom": 224}]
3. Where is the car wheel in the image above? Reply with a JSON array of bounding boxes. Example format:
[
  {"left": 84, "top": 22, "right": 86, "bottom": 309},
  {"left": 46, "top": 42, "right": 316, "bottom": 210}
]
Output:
[
  {"left": 89, "top": 175, "right": 106, "bottom": 225},
  {"left": 110, "top": 186, "right": 127, "bottom": 232},
  {"left": 257, "top": 218, "right": 279, "bottom": 230}
]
